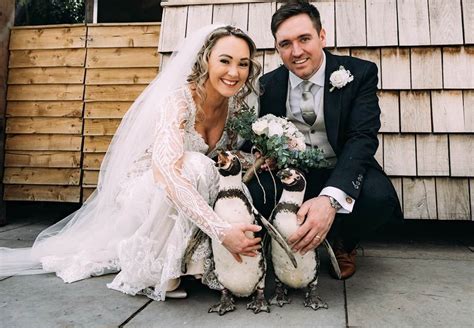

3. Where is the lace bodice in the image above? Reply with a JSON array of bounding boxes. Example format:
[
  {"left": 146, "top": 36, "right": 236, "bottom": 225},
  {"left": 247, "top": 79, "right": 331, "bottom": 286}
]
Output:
[{"left": 151, "top": 86, "right": 237, "bottom": 242}]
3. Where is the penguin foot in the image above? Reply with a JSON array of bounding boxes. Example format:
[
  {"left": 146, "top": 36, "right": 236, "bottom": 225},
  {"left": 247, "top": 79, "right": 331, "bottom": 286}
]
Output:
[
  {"left": 246, "top": 290, "right": 271, "bottom": 314},
  {"left": 304, "top": 295, "right": 328, "bottom": 311},
  {"left": 208, "top": 290, "right": 236, "bottom": 315},
  {"left": 269, "top": 285, "right": 291, "bottom": 307}
]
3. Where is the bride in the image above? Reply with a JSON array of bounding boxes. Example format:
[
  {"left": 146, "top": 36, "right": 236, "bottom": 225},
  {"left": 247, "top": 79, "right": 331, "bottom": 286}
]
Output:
[{"left": 0, "top": 25, "right": 262, "bottom": 301}]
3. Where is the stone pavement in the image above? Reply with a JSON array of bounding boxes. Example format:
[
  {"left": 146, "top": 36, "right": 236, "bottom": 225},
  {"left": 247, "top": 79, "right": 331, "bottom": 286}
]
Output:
[{"left": 0, "top": 204, "right": 473, "bottom": 328}]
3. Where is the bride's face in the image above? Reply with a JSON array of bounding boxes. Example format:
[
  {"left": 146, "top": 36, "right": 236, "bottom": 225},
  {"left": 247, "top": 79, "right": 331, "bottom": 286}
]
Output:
[{"left": 206, "top": 36, "right": 251, "bottom": 98}]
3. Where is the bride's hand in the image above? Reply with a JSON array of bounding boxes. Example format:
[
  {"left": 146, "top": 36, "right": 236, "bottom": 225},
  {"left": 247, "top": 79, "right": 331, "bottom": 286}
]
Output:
[{"left": 221, "top": 223, "right": 262, "bottom": 263}]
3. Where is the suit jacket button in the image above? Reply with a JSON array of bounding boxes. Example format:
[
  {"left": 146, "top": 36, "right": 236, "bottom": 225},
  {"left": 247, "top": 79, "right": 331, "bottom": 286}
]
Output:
[
  {"left": 310, "top": 129, "right": 316, "bottom": 133},
  {"left": 346, "top": 197, "right": 353, "bottom": 204}
]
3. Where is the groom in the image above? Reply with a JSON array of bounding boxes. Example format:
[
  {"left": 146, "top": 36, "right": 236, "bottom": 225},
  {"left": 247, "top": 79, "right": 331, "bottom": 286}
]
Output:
[{"left": 247, "top": 0, "right": 402, "bottom": 279}]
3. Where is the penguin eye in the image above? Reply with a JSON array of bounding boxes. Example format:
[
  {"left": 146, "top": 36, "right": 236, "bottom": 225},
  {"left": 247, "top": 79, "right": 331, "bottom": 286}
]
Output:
[{"left": 295, "top": 176, "right": 301, "bottom": 180}]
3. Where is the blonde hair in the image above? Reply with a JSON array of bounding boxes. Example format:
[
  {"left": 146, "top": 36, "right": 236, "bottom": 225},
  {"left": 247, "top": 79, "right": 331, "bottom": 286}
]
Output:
[{"left": 187, "top": 26, "right": 261, "bottom": 120}]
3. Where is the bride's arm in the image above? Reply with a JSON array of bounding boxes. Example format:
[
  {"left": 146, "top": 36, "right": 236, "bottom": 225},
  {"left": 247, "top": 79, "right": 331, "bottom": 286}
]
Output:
[{"left": 151, "top": 94, "right": 232, "bottom": 242}]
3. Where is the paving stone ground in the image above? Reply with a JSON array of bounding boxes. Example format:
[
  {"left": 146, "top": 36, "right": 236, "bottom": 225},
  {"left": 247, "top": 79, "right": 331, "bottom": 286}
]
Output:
[{"left": 1, "top": 203, "right": 473, "bottom": 327}]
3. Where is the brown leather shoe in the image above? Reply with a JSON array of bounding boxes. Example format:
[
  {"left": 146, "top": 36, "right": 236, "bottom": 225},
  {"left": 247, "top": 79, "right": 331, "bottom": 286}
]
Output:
[{"left": 330, "top": 242, "right": 357, "bottom": 280}]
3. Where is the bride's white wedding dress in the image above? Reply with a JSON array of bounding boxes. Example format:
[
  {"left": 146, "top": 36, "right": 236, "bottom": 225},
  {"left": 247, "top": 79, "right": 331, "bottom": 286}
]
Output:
[{"left": 1, "top": 85, "right": 237, "bottom": 301}]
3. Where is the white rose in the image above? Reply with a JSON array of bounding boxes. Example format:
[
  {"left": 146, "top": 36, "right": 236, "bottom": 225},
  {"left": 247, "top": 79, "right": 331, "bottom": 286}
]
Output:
[
  {"left": 286, "top": 124, "right": 298, "bottom": 136},
  {"left": 295, "top": 137, "right": 307, "bottom": 151},
  {"left": 267, "top": 121, "right": 284, "bottom": 137},
  {"left": 252, "top": 120, "right": 268, "bottom": 135},
  {"left": 330, "top": 66, "right": 354, "bottom": 91}
]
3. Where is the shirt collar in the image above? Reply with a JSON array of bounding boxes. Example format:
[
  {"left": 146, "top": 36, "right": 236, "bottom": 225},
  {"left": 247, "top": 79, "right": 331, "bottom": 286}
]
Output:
[{"left": 289, "top": 51, "right": 326, "bottom": 90}]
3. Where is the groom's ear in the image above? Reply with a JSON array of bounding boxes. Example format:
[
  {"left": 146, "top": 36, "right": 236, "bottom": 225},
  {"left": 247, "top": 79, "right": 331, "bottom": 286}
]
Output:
[{"left": 319, "top": 28, "right": 327, "bottom": 48}]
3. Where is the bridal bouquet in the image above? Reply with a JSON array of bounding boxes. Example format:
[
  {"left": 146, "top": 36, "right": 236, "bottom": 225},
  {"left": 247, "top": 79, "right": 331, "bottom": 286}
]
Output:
[{"left": 226, "top": 105, "right": 327, "bottom": 183}]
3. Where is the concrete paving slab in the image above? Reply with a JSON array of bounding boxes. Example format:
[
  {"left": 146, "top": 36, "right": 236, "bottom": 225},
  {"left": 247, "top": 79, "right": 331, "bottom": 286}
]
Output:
[
  {"left": 0, "top": 273, "right": 150, "bottom": 328},
  {"left": 360, "top": 241, "right": 474, "bottom": 261},
  {"left": 346, "top": 256, "right": 474, "bottom": 327},
  {"left": 0, "top": 221, "right": 53, "bottom": 242},
  {"left": 0, "top": 238, "right": 34, "bottom": 248},
  {"left": 126, "top": 273, "right": 345, "bottom": 328}
]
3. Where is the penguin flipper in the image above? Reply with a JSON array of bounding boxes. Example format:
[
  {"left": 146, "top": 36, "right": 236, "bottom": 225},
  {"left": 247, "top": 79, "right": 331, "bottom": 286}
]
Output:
[
  {"left": 181, "top": 228, "right": 208, "bottom": 274},
  {"left": 323, "top": 239, "right": 342, "bottom": 279},
  {"left": 252, "top": 207, "right": 298, "bottom": 269}
]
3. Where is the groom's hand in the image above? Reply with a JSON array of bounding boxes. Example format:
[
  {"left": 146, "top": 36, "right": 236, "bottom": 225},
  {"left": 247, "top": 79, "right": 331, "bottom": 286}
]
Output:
[{"left": 288, "top": 196, "right": 336, "bottom": 254}]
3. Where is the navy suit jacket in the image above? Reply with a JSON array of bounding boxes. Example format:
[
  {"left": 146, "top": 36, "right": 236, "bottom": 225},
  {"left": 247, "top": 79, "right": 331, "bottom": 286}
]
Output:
[{"left": 258, "top": 49, "right": 383, "bottom": 200}]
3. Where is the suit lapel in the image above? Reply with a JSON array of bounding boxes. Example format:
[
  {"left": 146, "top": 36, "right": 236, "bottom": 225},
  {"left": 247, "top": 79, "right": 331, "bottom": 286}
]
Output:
[
  {"left": 323, "top": 49, "right": 343, "bottom": 152},
  {"left": 266, "top": 66, "right": 288, "bottom": 118}
]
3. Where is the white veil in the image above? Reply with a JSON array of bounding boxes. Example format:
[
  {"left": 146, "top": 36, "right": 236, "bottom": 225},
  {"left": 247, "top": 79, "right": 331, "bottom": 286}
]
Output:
[{"left": 0, "top": 24, "right": 226, "bottom": 278}]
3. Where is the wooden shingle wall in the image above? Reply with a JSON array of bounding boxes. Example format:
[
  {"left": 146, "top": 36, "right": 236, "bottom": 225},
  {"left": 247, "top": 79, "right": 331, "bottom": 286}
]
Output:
[
  {"left": 3, "top": 23, "right": 160, "bottom": 202},
  {"left": 160, "top": 0, "right": 473, "bottom": 220}
]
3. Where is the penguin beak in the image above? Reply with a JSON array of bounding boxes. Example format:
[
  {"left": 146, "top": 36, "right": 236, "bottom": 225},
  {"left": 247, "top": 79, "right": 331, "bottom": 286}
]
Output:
[
  {"left": 277, "top": 169, "right": 291, "bottom": 180},
  {"left": 216, "top": 149, "right": 230, "bottom": 168}
]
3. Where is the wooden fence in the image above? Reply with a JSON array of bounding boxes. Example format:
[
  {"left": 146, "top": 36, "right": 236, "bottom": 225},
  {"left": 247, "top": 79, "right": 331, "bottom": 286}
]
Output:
[
  {"left": 158, "top": 0, "right": 474, "bottom": 221},
  {"left": 3, "top": 23, "right": 160, "bottom": 202}
]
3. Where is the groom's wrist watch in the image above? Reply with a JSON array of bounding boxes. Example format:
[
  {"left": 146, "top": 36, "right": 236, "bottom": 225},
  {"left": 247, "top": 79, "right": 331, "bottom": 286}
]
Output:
[{"left": 327, "top": 196, "right": 342, "bottom": 211}]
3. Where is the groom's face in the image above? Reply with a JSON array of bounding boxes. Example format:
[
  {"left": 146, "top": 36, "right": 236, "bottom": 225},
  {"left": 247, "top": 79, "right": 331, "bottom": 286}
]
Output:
[{"left": 275, "top": 13, "right": 326, "bottom": 80}]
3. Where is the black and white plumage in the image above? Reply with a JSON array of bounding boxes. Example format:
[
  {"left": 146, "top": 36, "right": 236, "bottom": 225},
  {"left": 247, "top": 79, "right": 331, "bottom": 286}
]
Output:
[
  {"left": 270, "top": 168, "right": 328, "bottom": 310},
  {"left": 205, "top": 150, "right": 269, "bottom": 315}
]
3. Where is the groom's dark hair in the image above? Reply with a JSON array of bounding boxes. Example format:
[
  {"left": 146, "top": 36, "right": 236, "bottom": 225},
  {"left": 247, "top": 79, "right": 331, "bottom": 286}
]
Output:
[{"left": 271, "top": 0, "right": 322, "bottom": 37}]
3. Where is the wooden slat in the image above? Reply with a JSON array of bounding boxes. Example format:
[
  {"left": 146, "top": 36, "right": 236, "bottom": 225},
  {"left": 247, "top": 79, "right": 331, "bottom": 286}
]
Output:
[
  {"left": 378, "top": 91, "right": 399, "bottom": 133},
  {"left": 449, "top": 135, "right": 474, "bottom": 177},
  {"left": 381, "top": 48, "right": 410, "bottom": 90},
  {"left": 471, "top": 179, "right": 474, "bottom": 220},
  {"left": 351, "top": 48, "right": 381, "bottom": 89},
  {"left": 86, "top": 48, "right": 160, "bottom": 68},
  {"left": 375, "top": 134, "right": 383, "bottom": 168},
  {"left": 397, "top": 0, "right": 430, "bottom": 46},
  {"left": 463, "top": 0, "right": 474, "bottom": 44},
  {"left": 463, "top": 90, "right": 474, "bottom": 132},
  {"left": 400, "top": 91, "right": 432, "bottom": 132},
  {"left": 83, "top": 170, "right": 99, "bottom": 186},
  {"left": 248, "top": 2, "right": 274, "bottom": 49},
  {"left": 402, "top": 178, "right": 437, "bottom": 220},
  {"left": 335, "top": 0, "right": 366, "bottom": 47},
  {"left": 384, "top": 134, "right": 416, "bottom": 176},
  {"left": 83, "top": 136, "right": 113, "bottom": 152},
  {"left": 8, "top": 67, "right": 85, "bottom": 84},
  {"left": 3, "top": 168, "right": 81, "bottom": 185},
  {"left": 313, "top": 0, "right": 335, "bottom": 48},
  {"left": 83, "top": 153, "right": 105, "bottom": 170},
  {"left": 9, "top": 49, "right": 86, "bottom": 68},
  {"left": 6, "top": 101, "right": 83, "bottom": 117},
  {"left": 416, "top": 134, "right": 449, "bottom": 176},
  {"left": 87, "top": 24, "right": 160, "bottom": 48},
  {"left": 436, "top": 178, "right": 471, "bottom": 220},
  {"left": 187, "top": 5, "right": 213, "bottom": 35},
  {"left": 5, "top": 135, "right": 82, "bottom": 151},
  {"left": 366, "top": 0, "right": 398, "bottom": 46},
  {"left": 85, "top": 68, "right": 158, "bottom": 85},
  {"left": 410, "top": 48, "right": 442, "bottom": 89},
  {"left": 4, "top": 185, "right": 80, "bottom": 202},
  {"left": 159, "top": 6, "right": 188, "bottom": 52},
  {"left": 84, "top": 102, "right": 132, "bottom": 118},
  {"left": 432, "top": 90, "right": 465, "bottom": 132},
  {"left": 212, "top": 4, "right": 248, "bottom": 30},
  {"left": 6, "top": 117, "right": 82, "bottom": 134},
  {"left": 443, "top": 47, "right": 474, "bottom": 89},
  {"left": 85, "top": 85, "right": 146, "bottom": 101},
  {"left": 7, "top": 84, "right": 84, "bottom": 101},
  {"left": 263, "top": 50, "right": 282, "bottom": 74},
  {"left": 428, "top": 0, "right": 463, "bottom": 45},
  {"left": 329, "top": 48, "right": 350, "bottom": 56},
  {"left": 82, "top": 187, "right": 96, "bottom": 202},
  {"left": 9, "top": 26, "right": 86, "bottom": 50},
  {"left": 4, "top": 151, "right": 81, "bottom": 168},
  {"left": 84, "top": 119, "right": 121, "bottom": 136}
]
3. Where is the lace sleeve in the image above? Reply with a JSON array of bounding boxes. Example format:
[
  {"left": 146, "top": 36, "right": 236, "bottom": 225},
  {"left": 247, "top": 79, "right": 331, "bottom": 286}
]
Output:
[{"left": 151, "top": 93, "right": 231, "bottom": 242}]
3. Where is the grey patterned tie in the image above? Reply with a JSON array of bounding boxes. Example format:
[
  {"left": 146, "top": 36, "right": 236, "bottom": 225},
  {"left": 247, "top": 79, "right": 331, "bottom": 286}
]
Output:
[{"left": 300, "top": 80, "right": 316, "bottom": 125}]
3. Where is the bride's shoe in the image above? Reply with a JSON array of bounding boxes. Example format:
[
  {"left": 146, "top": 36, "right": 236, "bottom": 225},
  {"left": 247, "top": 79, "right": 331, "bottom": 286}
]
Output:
[{"left": 166, "top": 287, "right": 188, "bottom": 299}]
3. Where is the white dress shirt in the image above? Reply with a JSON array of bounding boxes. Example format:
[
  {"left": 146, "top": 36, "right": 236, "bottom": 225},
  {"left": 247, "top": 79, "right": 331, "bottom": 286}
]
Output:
[{"left": 287, "top": 52, "right": 355, "bottom": 213}]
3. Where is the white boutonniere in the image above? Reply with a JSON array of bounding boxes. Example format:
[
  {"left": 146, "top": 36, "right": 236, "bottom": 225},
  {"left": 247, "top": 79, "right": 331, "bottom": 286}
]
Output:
[{"left": 329, "top": 65, "right": 354, "bottom": 92}]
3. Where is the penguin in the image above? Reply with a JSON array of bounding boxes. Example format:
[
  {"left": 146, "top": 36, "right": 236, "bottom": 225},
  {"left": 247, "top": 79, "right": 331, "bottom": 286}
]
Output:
[
  {"left": 269, "top": 167, "right": 332, "bottom": 310},
  {"left": 203, "top": 150, "right": 296, "bottom": 316}
]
